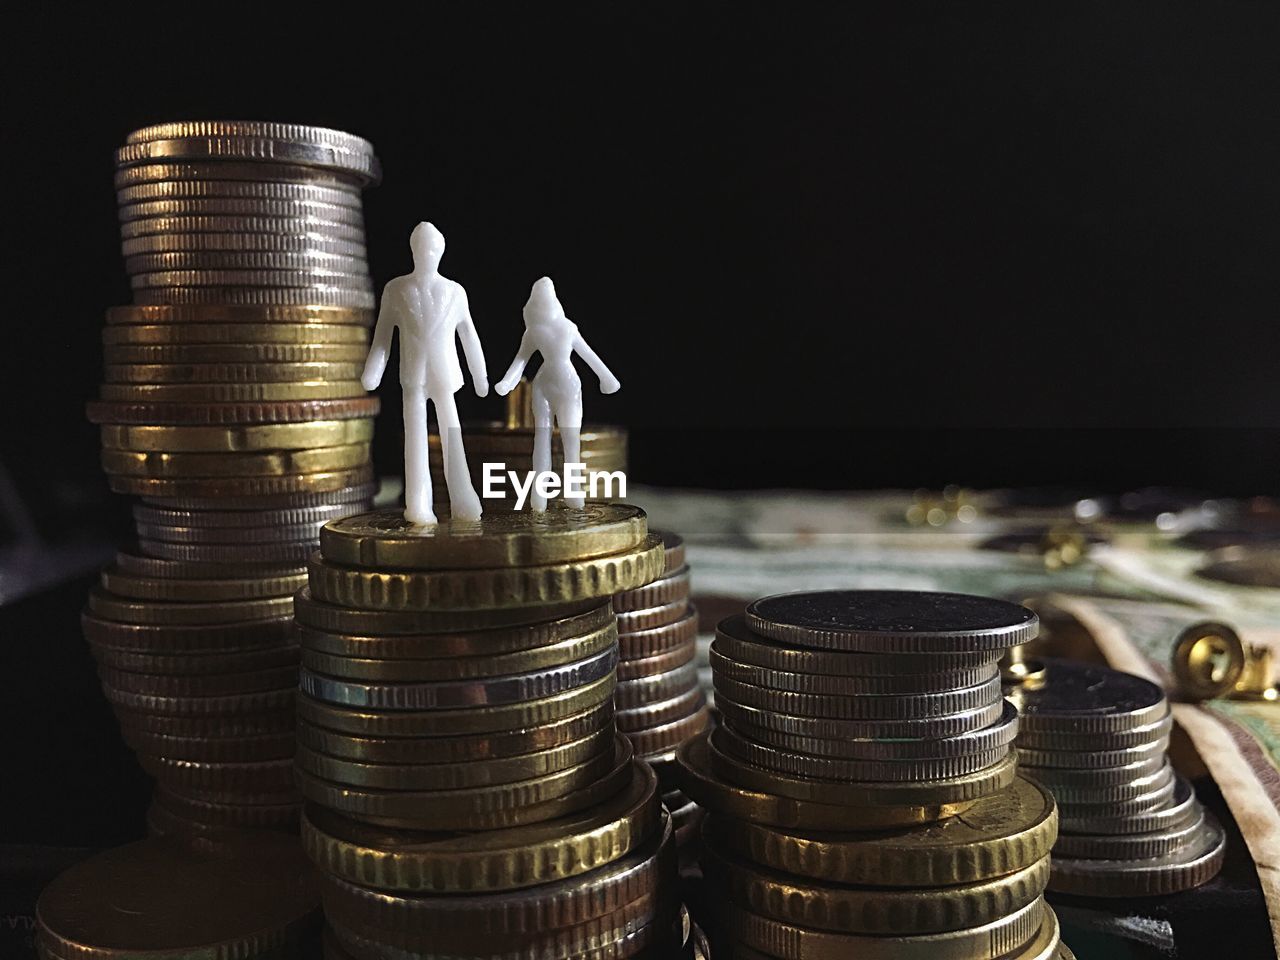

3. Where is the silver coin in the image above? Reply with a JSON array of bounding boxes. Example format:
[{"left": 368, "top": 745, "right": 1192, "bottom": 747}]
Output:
[
  {"left": 1007, "top": 658, "right": 1167, "bottom": 735},
  {"left": 125, "top": 121, "right": 374, "bottom": 154},
  {"left": 615, "top": 661, "right": 701, "bottom": 711},
  {"left": 139, "top": 538, "right": 319, "bottom": 563},
  {"left": 1035, "top": 761, "right": 1175, "bottom": 805},
  {"left": 1048, "top": 817, "right": 1226, "bottom": 897},
  {"left": 142, "top": 482, "right": 375, "bottom": 511},
  {"left": 736, "top": 699, "right": 1020, "bottom": 761},
  {"left": 113, "top": 160, "right": 365, "bottom": 189},
  {"left": 117, "top": 180, "right": 362, "bottom": 207},
  {"left": 125, "top": 250, "right": 369, "bottom": 274},
  {"left": 1015, "top": 710, "right": 1173, "bottom": 752},
  {"left": 1059, "top": 774, "right": 1199, "bottom": 835},
  {"left": 709, "top": 644, "right": 999, "bottom": 695},
  {"left": 129, "top": 269, "right": 373, "bottom": 290},
  {"left": 298, "top": 647, "right": 618, "bottom": 710},
  {"left": 745, "top": 590, "right": 1038, "bottom": 653},
  {"left": 615, "top": 684, "right": 706, "bottom": 732},
  {"left": 120, "top": 231, "right": 368, "bottom": 258},
  {"left": 1057, "top": 772, "right": 1180, "bottom": 818},
  {"left": 714, "top": 613, "right": 1001, "bottom": 676},
  {"left": 119, "top": 197, "right": 365, "bottom": 224},
  {"left": 134, "top": 520, "right": 327, "bottom": 545},
  {"left": 133, "top": 502, "right": 362, "bottom": 529},
  {"left": 133, "top": 286, "right": 376, "bottom": 308},
  {"left": 613, "top": 565, "right": 691, "bottom": 612},
  {"left": 1021, "top": 754, "right": 1167, "bottom": 788},
  {"left": 1017, "top": 735, "right": 1169, "bottom": 770},
  {"left": 616, "top": 599, "right": 690, "bottom": 632},
  {"left": 716, "top": 693, "right": 1006, "bottom": 741},
  {"left": 1056, "top": 806, "right": 1207, "bottom": 859},
  {"left": 626, "top": 704, "right": 711, "bottom": 759},
  {"left": 716, "top": 723, "right": 1009, "bottom": 781},
  {"left": 618, "top": 640, "right": 697, "bottom": 680},
  {"left": 712, "top": 672, "right": 1002, "bottom": 720},
  {"left": 116, "top": 135, "right": 380, "bottom": 184},
  {"left": 119, "top": 215, "right": 368, "bottom": 242}
]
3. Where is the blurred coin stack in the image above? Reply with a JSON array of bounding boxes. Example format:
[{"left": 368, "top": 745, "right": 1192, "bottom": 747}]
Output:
[
  {"left": 1009, "top": 658, "right": 1226, "bottom": 896},
  {"left": 80, "top": 121, "right": 381, "bottom": 839},
  {"left": 677, "top": 590, "right": 1073, "bottom": 960},
  {"left": 432, "top": 381, "right": 628, "bottom": 510},
  {"left": 613, "top": 531, "right": 709, "bottom": 868},
  {"left": 295, "top": 506, "right": 705, "bottom": 958}
]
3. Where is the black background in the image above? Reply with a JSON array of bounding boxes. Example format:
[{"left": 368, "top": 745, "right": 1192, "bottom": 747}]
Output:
[{"left": 4, "top": 3, "right": 1280, "bottom": 541}]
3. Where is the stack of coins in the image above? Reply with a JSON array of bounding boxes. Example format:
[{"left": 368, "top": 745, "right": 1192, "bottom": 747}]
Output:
[
  {"left": 294, "top": 506, "right": 705, "bottom": 958},
  {"left": 677, "top": 590, "right": 1073, "bottom": 959},
  {"left": 36, "top": 833, "right": 321, "bottom": 960},
  {"left": 613, "top": 531, "right": 709, "bottom": 867},
  {"left": 115, "top": 121, "right": 377, "bottom": 307},
  {"left": 1009, "top": 658, "right": 1226, "bottom": 896},
  {"left": 79, "top": 122, "right": 382, "bottom": 839}
]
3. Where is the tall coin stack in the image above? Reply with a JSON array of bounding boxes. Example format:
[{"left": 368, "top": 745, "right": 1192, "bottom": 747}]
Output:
[
  {"left": 294, "top": 506, "right": 706, "bottom": 958},
  {"left": 613, "top": 531, "right": 710, "bottom": 868},
  {"left": 677, "top": 590, "right": 1074, "bottom": 960},
  {"left": 81, "top": 121, "right": 381, "bottom": 839},
  {"left": 1009, "top": 658, "right": 1226, "bottom": 896}
]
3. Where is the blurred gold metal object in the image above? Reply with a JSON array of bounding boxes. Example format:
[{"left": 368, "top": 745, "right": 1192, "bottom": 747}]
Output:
[
  {"left": 1038, "top": 528, "right": 1087, "bottom": 570},
  {"left": 905, "top": 485, "right": 977, "bottom": 527},
  {"left": 1172, "top": 622, "right": 1277, "bottom": 701},
  {"left": 1001, "top": 645, "right": 1047, "bottom": 688},
  {"left": 505, "top": 377, "right": 534, "bottom": 429}
]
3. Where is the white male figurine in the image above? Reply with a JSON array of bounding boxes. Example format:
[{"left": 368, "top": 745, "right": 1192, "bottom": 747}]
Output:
[
  {"left": 361, "top": 222, "right": 489, "bottom": 525},
  {"left": 495, "top": 277, "right": 620, "bottom": 511}
]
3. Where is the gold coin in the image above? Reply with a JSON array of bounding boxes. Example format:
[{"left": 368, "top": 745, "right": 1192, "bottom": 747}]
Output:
[
  {"left": 100, "top": 566, "right": 306, "bottom": 602},
  {"left": 703, "top": 839, "right": 1050, "bottom": 934},
  {"left": 103, "top": 361, "right": 364, "bottom": 383},
  {"left": 708, "top": 728, "right": 1017, "bottom": 807},
  {"left": 296, "top": 671, "right": 616, "bottom": 738},
  {"left": 724, "top": 898, "right": 1047, "bottom": 960},
  {"left": 87, "top": 587, "right": 295, "bottom": 625},
  {"left": 618, "top": 607, "right": 699, "bottom": 657},
  {"left": 109, "top": 466, "right": 374, "bottom": 498},
  {"left": 101, "top": 419, "right": 373, "bottom": 452},
  {"left": 293, "top": 588, "right": 604, "bottom": 638},
  {"left": 317, "top": 815, "right": 673, "bottom": 937},
  {"left": 618, "top": 639, "right": 697, "bottom": 680},
  {"left": 300, "top": 621, "right": 617, "bottom": 681},
  {"left": 103, "top": 342, "right": 367, "bottom": 365},
  {"left": 295, "top": 728, "right": 614, "bottom": 790},
  {"left": 673, "top": 734, "right": 975, "bottom": 830},
  {"left": 616, "top": 685, "right": 706, "bottom": 733},
  {"left": 99, "top": 381, "right": 367, "bottom": 402},
  {"left": 297, "top": 699, "right": 614, "bottom": 765},
  {"left": 102, "top": 443, "right": 369, "bottom": 478},
  {"left": 617, "top": 598, "right": 691, "bottom": 633},
  {"left": 106, "top": 304, "right": 373, "bottom": 325},
  {"left": 319, "top": 504, "right": 647, "bottom": 570},
  {"left": 307, "top": 535, "right": 663, "bottom": 611},
  {"left": 102, "top": 322, "right": 368, "bottom": 345},
  {"left": 704, "top": 774, "right": 1056, "bottom": 886},
  {"left": 35, "top": 834, "right": 319, "bottom": 960},
  {"left": 626, "top": 705, "right": 712, "bottom": 760},
  {"left": 301, "top": 759, "right": 659, "bottom": 892},
  {"left": 296, "top": 735, "right": 632, "bottom": 830}
]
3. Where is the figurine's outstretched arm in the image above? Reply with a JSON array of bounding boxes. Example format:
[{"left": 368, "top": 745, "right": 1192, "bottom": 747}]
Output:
[
  {"left": 495, "top": 331, "right": 537, "bottom": 396},
  {"left": 361, "top": 295, "right": 396, "bottom": 391},
  {"left": 572, "top": 330, "right": 621, "bottom": 394},
  {"left": 457, "top": 290, "right": 489, "bottom": 397}
]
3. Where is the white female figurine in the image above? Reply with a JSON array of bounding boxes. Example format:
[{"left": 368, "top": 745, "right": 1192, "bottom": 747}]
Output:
[
  {"left": 495, "top": 277, "right": 620, "bottom": 511},
  {"left": 361, "top": 223, "right": 489, "bottom": 525}
]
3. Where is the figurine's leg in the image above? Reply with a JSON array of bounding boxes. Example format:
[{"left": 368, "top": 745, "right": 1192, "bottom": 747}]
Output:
[
  {"left": 530, "top": 381, "right": 553, "bottom": 513},
  {"left": 403, "top": 384, "right": 436, "bottom": 525},
  {"left": 558, "top": 396, "right": 585, "bottom": 509},
  {"left": 433, "top": 390, "right": 483, "bottom": 521}
]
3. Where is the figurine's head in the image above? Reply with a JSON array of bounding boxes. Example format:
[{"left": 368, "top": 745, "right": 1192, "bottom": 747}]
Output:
[
  {"left": 409, "top": 222, "right": 445, "bottom": 270},
  {"left": 526, "top": 276, "right": 557, "bottom": 317}
]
